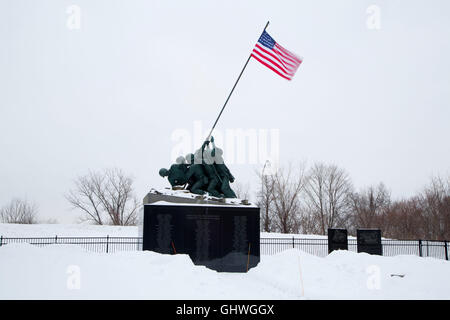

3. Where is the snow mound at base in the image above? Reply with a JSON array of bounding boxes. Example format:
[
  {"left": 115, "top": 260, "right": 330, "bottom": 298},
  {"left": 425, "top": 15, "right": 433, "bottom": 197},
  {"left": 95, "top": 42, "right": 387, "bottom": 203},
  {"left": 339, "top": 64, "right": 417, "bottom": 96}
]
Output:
[{"left": 0, "top": 244, "right": 449, "bottom": 299}]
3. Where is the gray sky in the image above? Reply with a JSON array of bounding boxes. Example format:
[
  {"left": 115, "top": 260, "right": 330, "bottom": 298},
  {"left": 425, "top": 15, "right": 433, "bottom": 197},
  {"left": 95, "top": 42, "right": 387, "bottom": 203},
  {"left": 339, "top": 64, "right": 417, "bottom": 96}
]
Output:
[{"left": 1, "top": 0, "right": 449, "bottom": 223}]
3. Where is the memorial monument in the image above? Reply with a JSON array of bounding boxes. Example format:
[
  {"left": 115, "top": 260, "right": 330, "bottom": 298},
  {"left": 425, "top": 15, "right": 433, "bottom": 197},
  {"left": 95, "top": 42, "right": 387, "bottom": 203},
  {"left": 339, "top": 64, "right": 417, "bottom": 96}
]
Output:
[
  {"left": 139, "top": 21, "right": 301, "bottom": 272},
  {"left": 142, "top": 137, "right": 260, "bottom": 272}
]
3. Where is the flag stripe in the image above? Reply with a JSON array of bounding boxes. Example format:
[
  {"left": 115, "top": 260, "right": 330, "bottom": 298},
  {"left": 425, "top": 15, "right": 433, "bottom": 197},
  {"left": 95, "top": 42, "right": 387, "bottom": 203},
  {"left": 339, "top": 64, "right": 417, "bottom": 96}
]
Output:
[
  {"left": 275, "top": 43, "right": 301, "bottom": 60},
  {"left": 275, "top": 43, "right": 302, "bottom": 63},
  {"left": 273, "top": 46, "right": 301, "bottom": 66},
  {"left": 255, "top": 43, "right": 297, "bottom": 72},
  {"left": 272, "top": 51, "right": 298, "bottom": 70},
  {"left": 261, "top": 46, "right": 298, "bottom": 73},
  {"left": 252, "top": 48, "right": 293, "bottom": 77},
  {"left": 251, "top": 53, "right": 291, "bottom": 80},
  {"left": 252, "top": 47, "right": 296, "bottom": 79},
  {"left": 273, "top": 48, "right": 298, "bottom": 68}
]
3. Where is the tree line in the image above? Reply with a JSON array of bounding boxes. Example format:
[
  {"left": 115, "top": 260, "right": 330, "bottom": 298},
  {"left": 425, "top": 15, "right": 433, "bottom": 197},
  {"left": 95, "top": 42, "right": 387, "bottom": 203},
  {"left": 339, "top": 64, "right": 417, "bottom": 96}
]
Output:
[
  {"left": 0, "top": 168, "right": 139, "bottom": 226},
  {"left": 256, "top": 162, "right": 450, "bottom": 240},
  {"left": 1, "top": 165, "right": 449, "bottom": 241}
]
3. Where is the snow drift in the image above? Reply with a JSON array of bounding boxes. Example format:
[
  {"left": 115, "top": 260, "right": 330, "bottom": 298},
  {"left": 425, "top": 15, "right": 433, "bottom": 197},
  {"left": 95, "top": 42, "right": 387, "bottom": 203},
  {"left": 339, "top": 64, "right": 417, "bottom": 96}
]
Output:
[{"left": 0, "top": 243, "right": 448, "bottom": 299}]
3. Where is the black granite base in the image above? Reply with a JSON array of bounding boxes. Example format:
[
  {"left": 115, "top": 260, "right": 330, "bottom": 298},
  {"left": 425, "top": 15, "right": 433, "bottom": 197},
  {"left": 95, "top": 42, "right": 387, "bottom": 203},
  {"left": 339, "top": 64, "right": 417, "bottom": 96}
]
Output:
[{"left": 142, "top": 203, "right": 260, "bottom": 272}]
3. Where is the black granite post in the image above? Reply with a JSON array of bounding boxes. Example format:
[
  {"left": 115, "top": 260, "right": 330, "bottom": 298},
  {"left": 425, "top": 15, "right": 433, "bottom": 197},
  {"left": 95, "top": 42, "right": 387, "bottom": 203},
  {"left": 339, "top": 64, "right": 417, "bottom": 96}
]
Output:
[
  {"left": 357, "top": 229, "right": 382, "bottom": 255},
  {"left": 327, "top": 228, "right": 348, "bottom": 254}
]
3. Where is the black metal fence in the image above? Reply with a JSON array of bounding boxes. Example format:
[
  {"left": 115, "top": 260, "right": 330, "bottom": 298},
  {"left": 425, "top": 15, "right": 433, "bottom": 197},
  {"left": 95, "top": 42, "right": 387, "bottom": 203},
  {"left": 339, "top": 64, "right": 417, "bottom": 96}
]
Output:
[
  {"left": 261, "top": 237, "right": 449, "bottom": 260},
  {"left": 0, "top": 235, "right": 448, "bottom": 260},
  {"left": 0, "top": 236, "right": 142, "bottom": 253}
]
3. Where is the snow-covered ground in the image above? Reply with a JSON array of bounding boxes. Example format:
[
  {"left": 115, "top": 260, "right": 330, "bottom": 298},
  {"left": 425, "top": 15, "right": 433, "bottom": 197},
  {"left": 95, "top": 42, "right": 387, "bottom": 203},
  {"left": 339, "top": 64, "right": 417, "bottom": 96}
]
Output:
[
  {"left": 0, "top": 223, "right": 448, "bottom": 299},
  {"left": 0, "top": 243, "right": 449, "bottom": 299},
  {"left": 0, "top": 223, "right": 138, "bottom": 238}
]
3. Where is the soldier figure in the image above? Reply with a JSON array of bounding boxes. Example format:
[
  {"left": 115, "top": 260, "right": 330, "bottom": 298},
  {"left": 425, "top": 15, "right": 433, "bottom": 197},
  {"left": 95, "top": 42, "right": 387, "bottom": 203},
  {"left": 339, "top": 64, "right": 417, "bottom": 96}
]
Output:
[
  {"left": 210, "top": 137, "right": 237, "bottom": 198},
  {"left": 159, "top": 156, "right": 189, "bottom": 187},
  {"left": 185, "top": 153, "right": 208, "bottom": 195},
  {"left": 198, "top": 141, "right": 223, "bottom": 198}
]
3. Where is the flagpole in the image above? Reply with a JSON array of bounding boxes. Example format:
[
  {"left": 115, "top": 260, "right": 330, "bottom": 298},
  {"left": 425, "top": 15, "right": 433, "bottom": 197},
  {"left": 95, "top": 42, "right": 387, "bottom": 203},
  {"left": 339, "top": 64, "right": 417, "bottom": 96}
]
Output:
[{"left": 204, "top": 21, "right": 270, "bottom": 143}]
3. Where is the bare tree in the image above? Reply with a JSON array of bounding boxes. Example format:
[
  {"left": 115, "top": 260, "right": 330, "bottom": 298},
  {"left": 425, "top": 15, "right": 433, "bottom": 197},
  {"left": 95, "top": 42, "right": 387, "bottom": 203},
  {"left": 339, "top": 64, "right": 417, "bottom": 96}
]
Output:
[
  {"left": 271, "top": 164, "right": 307, "bottom": 234},
  {"left": 375, "top": 175, "right": 449, "bottom": 240},
  {"left": 0, "top": 198, "right": 38, "bottom": 224},
  {"left": 66, "top": 168, "right": 140, "bottom": 226},
  {"left": 304, "top": 163, "right": 353, "bottom": 235},
  {"left": 350, "top": 183, "right": 390, "bottom": 231},
  {"left": 419, "top": 175, "right": 450, "bottom": 240},
  {"left": 233, "top": 182, "right": 251, "bottom": 200},
  {"left": 382, "top": 197, "right": 424, "bottom": 239},
  {"left": 256, "top": 169, "right": 276, "bottom": 232}
]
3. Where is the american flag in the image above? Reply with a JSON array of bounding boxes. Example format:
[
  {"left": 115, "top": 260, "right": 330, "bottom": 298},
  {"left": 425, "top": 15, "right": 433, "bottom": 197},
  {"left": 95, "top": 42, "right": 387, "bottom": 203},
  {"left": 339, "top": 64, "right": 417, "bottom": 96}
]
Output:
[{"left": 251, "top": 30, "right": 302, "bottom": 80}]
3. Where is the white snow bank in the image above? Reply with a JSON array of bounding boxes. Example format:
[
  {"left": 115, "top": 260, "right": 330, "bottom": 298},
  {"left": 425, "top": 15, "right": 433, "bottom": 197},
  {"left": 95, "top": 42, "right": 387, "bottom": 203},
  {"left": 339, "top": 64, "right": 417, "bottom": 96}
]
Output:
[
  {"left": 0, "top": 244, "right": 448, "bottom": 299},
  {"left": 0, "top": 223, "right": 138, "bottom": 237},
  {"left": 0, "top": 223, "right": 330, "bottom": 239},
  {"left": 261, "top": 232, "right": 328, "bottom": 239}
]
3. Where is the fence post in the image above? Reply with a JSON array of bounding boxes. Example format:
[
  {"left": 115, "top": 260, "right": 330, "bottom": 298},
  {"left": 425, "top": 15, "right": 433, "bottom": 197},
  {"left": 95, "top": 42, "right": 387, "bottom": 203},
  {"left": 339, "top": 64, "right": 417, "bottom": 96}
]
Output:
[
  {"left": 0, "top": 236, "right": 2, "bottom": 247},
  {"left": 292, "top": 237, "right": 295, "bottom": 249},
  {"left": 418, "top": 240, "right": 422, "bottom": 257},
  {"left": 55, "top": 235, "right": 58, "bottom": 244},
  {"left": 445, "top": 241, "right": 448, "bottom": 261},
  {"left": 106, "top": 235, "right": 109, "bottom": 253}
]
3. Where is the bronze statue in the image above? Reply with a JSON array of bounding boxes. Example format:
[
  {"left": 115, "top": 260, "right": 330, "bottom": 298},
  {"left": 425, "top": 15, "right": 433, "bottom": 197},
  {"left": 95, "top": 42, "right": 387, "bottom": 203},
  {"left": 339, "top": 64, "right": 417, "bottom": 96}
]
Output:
[{"left": 159, "top": 137, "right": 237, "bottom": 198}]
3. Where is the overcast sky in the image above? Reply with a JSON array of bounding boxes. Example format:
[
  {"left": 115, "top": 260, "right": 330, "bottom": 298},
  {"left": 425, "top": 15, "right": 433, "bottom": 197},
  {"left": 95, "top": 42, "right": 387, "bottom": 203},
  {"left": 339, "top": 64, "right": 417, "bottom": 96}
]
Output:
[{"left": 1, "top": 0, "right": 449, "bottom": 223}]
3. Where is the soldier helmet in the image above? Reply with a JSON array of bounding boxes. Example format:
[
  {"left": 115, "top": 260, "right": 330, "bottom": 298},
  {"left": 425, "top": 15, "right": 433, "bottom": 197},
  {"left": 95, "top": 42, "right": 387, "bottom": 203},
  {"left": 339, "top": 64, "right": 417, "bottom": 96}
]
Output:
[
  {"left": 185, "top": 153, "right": 195, "bottom": 164},
  {"left": 175, "top": 156, "right": 186, "bottom": 164},
  {"left": 159, "top": 168, "right": 169, "bottom": 177}
]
